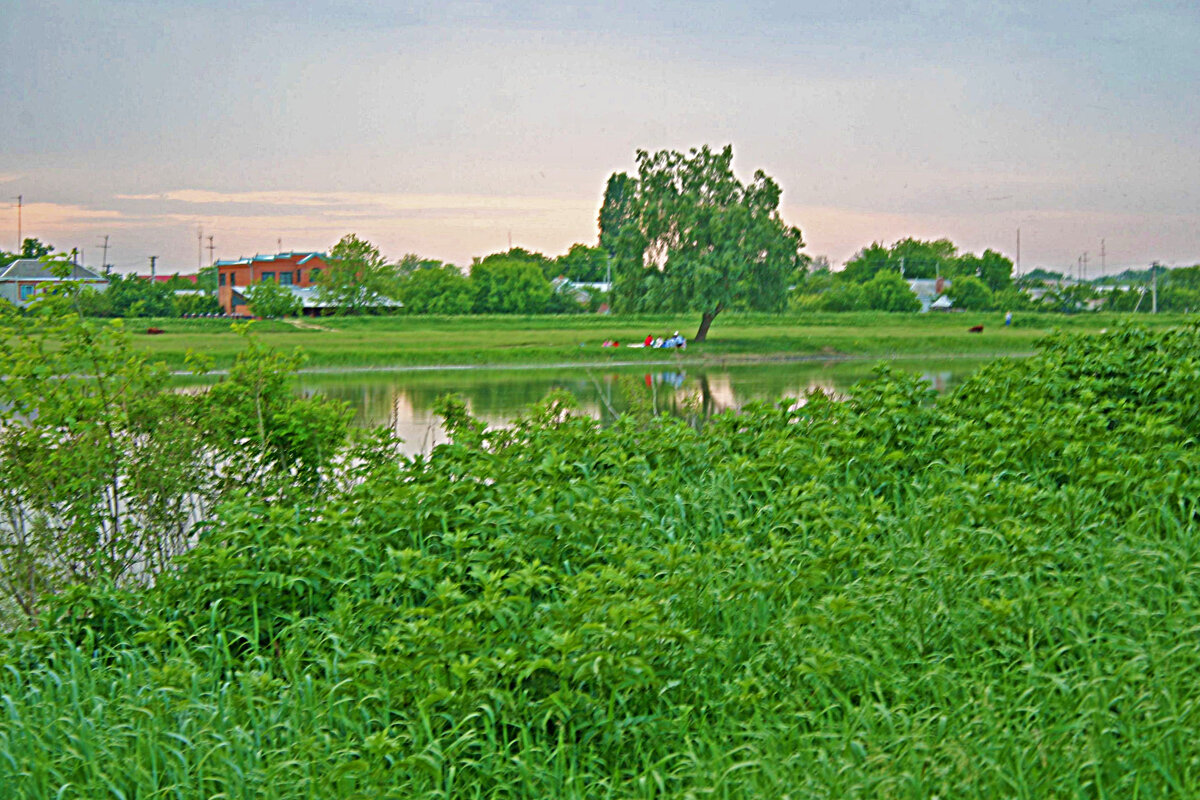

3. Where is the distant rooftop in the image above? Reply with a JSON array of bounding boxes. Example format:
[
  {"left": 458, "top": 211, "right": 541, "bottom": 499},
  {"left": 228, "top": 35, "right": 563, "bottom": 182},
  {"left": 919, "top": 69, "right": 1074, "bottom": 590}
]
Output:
[
  {"left": 214, "top": 251, "right": 327, "bottom": 267},
  {"left": 0, "top": 259, "right": 107, "bottom": 282}
]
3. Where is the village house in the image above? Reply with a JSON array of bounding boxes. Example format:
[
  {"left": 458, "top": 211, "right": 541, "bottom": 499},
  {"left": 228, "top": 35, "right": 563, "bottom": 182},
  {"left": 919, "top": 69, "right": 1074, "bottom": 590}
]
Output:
[
  {"left": 215, "top": 251, "right": 328, "bottom": 314},
  {"left": 906, "top": 276, "right": 953, "bottom": 312},
  {"left": 0, "top": 258, "right": 109, "bottom": 307}
]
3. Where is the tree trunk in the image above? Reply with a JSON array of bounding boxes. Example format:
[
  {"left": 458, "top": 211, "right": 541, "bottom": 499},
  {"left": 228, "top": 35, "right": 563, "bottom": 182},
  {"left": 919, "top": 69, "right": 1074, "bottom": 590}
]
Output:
[{"left": 694, "top": 307, "right": 721, "bottom": 343}]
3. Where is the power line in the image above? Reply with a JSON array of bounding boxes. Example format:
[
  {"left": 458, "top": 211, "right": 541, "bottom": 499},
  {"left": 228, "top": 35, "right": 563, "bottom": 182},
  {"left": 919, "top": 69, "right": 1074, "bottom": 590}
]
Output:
[{"left": 98, "top": 235, "right": 110, "bottom": 275}]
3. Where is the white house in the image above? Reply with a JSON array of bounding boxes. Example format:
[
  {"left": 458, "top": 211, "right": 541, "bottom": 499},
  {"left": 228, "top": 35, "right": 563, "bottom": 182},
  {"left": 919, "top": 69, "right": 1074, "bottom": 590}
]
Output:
[
  {"left": 907, "top": 277, "right": 951, "bottom": 312},
  {"left": 0, "top": 259, "right": 109, "bottom": 308}
]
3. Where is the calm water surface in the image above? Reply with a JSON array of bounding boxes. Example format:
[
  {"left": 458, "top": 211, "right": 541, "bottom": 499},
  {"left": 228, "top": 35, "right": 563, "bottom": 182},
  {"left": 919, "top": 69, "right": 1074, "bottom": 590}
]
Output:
[{"left": 294, "top": 356, "right": 994, "bottom": 454}]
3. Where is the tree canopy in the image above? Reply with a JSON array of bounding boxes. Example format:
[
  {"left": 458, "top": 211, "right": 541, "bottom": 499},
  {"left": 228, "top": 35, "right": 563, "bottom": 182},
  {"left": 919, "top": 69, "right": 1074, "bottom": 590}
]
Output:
[
  {"left": 607, "top": 145, "right": 806, "bottom": 341},
  {"left": 317, "top": 234, "right": 399, "bottom": 314},
  {"left": 399, "top": 264, "right": 474, "bottom": 314},
  {"left": 554, "top": 244, "right": 608, "bottom": 283},
  {"left": 470, "top": 258, "right": 552, "bottom": 314}
]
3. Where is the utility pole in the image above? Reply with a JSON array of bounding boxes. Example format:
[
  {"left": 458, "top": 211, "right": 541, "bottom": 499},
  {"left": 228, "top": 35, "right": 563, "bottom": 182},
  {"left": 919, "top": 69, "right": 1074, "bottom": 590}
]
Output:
[
  {"left": 206, "top": 235, "right": 215, "bottom": 266},
  {"left": 98, "top": 235, "right": 110, "bottom": 274},
  {"left": 197, "top": 226, "right": 204, "bottom": 272},
  {"left": 149, "top": 255, "right": 158, "bottom": 279},
  {"left": 1082, "top": 252, "right": 1088, "bottom": 283},
  {"left": 277, "top": 237, "right": 282, "bottom": 253},
  {"left": 1152, "top": 262, "right": 1158, "bottom": 314},
  {"left": 899, "top": 256, "right": 906, "bottom": 279}
]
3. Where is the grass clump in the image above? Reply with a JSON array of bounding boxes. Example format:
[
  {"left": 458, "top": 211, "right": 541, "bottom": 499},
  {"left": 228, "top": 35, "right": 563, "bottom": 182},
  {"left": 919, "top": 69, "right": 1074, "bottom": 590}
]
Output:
[{"left": 2, "top": 324, "right": 1199, "bottom": 797}]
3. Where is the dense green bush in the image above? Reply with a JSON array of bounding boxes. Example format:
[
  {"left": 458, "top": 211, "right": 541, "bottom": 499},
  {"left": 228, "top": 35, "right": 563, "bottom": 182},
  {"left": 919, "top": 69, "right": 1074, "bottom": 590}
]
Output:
[{"left": 2, "top": 323, "right": 1199, "bottom": 797}]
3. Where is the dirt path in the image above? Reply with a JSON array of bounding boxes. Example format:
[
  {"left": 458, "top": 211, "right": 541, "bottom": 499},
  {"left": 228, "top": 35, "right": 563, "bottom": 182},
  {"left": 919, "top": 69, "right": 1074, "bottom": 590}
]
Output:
[{"left": 280, "top": 318, "right": 336, "bottom": 332}]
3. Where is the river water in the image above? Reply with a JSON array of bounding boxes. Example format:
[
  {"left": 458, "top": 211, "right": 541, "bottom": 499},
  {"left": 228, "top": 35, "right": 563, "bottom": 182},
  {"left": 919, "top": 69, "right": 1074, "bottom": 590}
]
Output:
[{"left": 291, "top": 356, "right": 992, "bottom": 454}]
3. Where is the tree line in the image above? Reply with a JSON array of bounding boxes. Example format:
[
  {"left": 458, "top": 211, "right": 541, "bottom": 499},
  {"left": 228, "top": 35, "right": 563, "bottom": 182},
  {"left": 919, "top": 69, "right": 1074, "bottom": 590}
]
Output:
[{"left": 7, "top": 145, "right": 1197, "bottom": 334}]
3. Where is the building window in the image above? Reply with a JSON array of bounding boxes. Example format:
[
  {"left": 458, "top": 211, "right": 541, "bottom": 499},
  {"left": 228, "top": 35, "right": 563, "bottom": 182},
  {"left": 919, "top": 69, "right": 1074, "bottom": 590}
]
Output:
[
  {"left": 19, "top": 285, "right": 35, "bottom": 300},
  {"left": 261, "top": 271, "right": 275, "bottom": 282},
  {"left": 310, "top": 268, "right": 320, "bottom": 280},
  {"left": 230, "top": 273, "right": 236, "bottom": 287},
  {"left": 279, "top": 271, "right": 293, "bottom": 285},
  {"left": 219, "top": 273, "right": 226, "bottom": 287},
  {"left": 295, "top": 269, "right": 301, "bottom": 283}
]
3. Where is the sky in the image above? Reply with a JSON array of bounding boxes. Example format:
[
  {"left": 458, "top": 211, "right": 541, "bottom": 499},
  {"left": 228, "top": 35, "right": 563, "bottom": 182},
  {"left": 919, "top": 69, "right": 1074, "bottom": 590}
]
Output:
[{"left": 3, "top": 0, "right": 1198, "bottom": 276}]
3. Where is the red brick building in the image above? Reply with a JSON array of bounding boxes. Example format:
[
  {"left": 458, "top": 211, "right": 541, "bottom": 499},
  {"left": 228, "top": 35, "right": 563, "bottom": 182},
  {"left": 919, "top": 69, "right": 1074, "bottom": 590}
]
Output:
[{"left": 215, "top": 252, "right": 327, "bottom": 314}]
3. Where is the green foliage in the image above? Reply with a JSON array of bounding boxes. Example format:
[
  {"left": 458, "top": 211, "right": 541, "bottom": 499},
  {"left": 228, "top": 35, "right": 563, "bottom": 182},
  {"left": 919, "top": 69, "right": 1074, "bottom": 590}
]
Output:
[
  {"left": 816, "top": 279, "right": 868, "bottom": 311},
  {"left": 973, "top": 248, "right": 1014, "bottom": 291},
  {"left": 845, "top": 239, "right": 1013, "bottom": 292},
  {"left": 609, "top": 145, "right": 806, "bottom": 341},
  {"left": 946, "top": 274, "right": 994, "bottom": 310},
  {"left": 0, "top": 276, "right": 350, "bottom": 622},
  {"left": 554, "top": 243, "right": 608, "bottom": 282},
  {"left": 394, "top": 253, "right": 451, "bottom": 276},
  {"left": 173, "top": 292, "right": 221, "bottom": 316},
  {"left": 20, "top": 238, "right": 53, "bottom": 258},
  {"left": 1101, "top": 264, "right": 1200, "bottom": 312},
  {"left": 3, "top": 325, "right": 1200, "bottom": 796},
  {"left": 1019, "top": 267, "right": 1066, "bottom": 285},
  {"left": 475, "top": 247, "right": 557, "bottom": 281},
  {"left": 317, "top": 234, "right": 400, "bottom": 314},
  {"left": 81, "top": 273, "right": 176, "bottom": 317},
  {"left": 844, "top": 238, "right": 956, "bottom": 282},
  {"left": 862, "top": 269, "right": 921, "bottom": 312},
  {"left": 598, "top": 172, "right": 637, "bottom": 260},
  {"left": 75, "top": 273, "right": 219, "bottom": 318},
  {"left": 245, "top": 278, "right": 302, "bottom": 318},
  {"left": 398, "top": 264, "right": 474, "bottom": 314},
  {"left": 1037, "top": 283, "right": 1098, "bottom": 313},
  {"left": 470, "top": 257, "right": 553, "bottom": 314}
]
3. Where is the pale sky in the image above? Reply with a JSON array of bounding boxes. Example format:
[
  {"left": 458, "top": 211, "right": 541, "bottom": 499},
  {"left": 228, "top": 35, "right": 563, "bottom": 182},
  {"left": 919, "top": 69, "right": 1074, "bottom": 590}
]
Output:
[{"left": 3, "top": 0, "right": 1198, "bottom": 275}]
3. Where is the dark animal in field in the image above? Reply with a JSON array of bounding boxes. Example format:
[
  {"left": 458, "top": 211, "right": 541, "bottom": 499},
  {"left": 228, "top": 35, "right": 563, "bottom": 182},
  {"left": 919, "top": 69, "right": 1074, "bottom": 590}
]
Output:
[
  {"left": 968, "top": 325, "right": 984, "bottom": 333},
  {"left": 146, "top": 328, "right": 166, "bottom": 335}
]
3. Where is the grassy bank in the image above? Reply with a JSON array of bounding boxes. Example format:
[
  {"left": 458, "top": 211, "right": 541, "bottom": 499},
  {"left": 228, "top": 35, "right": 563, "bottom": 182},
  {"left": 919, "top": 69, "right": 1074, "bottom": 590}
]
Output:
[{"left": 128, "top": 311, "right": 1190, "bottom": 370}]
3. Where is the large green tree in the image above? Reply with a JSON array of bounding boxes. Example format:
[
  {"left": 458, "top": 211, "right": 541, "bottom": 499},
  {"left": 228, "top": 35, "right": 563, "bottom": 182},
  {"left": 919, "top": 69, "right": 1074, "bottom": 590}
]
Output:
[
  {"left": 608, "top": 145, "right": 806, "bottom": 342},
  {"left": 862, "top": 270, "right": 921, "bottom": 312},
  {"left": 399, "top": 264, "right": 473, "bottom": 314},
  {"left": 946, "top": 275, "right": 993, "bottom": 310},
  {"left": 316, "top": 234, "right": 399, "bottom": 314},
  {"left": 956, "top": 249, "right": 1014, "bottom": 292},
  {"left": 470, "top": 258, "right": 552, "bottom": 314}
]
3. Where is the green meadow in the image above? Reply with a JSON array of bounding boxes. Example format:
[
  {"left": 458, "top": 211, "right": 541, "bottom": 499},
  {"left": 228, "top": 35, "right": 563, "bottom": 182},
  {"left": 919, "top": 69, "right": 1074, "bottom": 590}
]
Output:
[{"left": 133, "top": 311, "right": 1187, "bottom": 370}]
